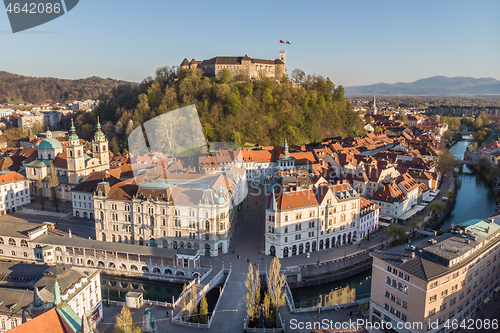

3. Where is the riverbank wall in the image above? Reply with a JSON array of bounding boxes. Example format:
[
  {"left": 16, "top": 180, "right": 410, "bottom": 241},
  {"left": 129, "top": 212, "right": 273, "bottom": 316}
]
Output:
[
  {"left": 421, "top": 174, "right": 459, "bottom": 231},
  {"left": 287, "top": 260, "right": 372, "bottom": 289},
  {"left": 285, "top": 250, "right": 374, "bottom": 288}
]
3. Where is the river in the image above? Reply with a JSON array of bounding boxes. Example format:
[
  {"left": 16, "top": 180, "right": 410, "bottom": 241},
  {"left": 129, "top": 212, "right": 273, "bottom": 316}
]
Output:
[
  {"left": 291, "top": 269, "right": 372, "bottom": 308},
  {"left": 101, "top": 275, "right": 183, "bottom": 303},
  {"left": 439, "top": 139, "right": 497, "bottom": 230}
]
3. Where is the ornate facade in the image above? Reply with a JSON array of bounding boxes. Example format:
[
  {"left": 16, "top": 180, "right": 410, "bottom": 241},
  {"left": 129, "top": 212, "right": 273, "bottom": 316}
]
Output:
[
  {"left": 93, "top": 166, "right": 246, "bottom": 257},
  {"left": 24, "top": 119, "right": 110, "bottom": 201}
]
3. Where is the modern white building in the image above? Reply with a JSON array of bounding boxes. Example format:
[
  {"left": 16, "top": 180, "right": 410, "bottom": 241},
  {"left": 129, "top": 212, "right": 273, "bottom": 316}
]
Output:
[{"left": 0, "top": 171, "right": 30, "bottom": 214}]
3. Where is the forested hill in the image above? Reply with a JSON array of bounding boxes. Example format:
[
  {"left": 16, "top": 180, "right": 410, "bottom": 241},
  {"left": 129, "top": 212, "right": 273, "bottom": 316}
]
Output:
[
  {"left": 0, "top": 71, "right": 134, "bottom": 103},
  {"left": 89, "top": 67, "right": 364, "bottom": 153}
]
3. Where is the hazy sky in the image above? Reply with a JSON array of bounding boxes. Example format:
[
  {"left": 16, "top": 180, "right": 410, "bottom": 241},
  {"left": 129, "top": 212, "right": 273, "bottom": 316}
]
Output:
[{"left": 1, "top": 0, "right": 499, "bottom": 86}]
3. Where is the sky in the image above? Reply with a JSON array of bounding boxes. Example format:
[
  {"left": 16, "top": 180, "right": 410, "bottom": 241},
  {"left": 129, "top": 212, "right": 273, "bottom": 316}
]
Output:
[{"left": 0, "top": 0, "right": 499, "bottom": 86}]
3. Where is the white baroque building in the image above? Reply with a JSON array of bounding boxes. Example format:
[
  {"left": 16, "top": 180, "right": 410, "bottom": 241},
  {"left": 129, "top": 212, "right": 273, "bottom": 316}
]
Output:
[
  {"left": 265, "top": 180, "right": 362, "bottom": 258},
  {"left": 0, "top": 171, "right": 30, "bottom": 214},
  {"left": 93, "top": 166, "right": 246, "bottom": 257}
]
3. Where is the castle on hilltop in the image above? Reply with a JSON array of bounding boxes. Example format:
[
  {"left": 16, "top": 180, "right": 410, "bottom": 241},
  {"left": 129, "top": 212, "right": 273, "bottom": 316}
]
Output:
[{"left": 180, "top": 51, "right": 287, "bottom": 81}]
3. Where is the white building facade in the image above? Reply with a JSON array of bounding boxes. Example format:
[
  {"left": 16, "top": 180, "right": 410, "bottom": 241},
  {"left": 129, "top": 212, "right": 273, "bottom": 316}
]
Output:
[
  {"left": 0, "top": 171, "right": 30, "bottom": 214},
  {"left": 265, "top": 182, "right": 361, "bottom": 258}
]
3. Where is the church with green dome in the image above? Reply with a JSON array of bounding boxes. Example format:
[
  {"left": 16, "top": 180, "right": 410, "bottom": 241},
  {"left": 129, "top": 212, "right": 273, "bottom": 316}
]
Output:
[{"left": 24, "top": 119, "right": 110, "bottom": 201}]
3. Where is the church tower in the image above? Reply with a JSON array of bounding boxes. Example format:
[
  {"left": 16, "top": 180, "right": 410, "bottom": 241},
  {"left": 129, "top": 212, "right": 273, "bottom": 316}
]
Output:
[
  {"left": 92, "top": 117, "right": 109, "bottom": 170},
  {"left": 371, "top": 93, "right": 378, "bottom": 115},
  {"left": 67, "top": 119, "right": 84, "bottom": 184}
]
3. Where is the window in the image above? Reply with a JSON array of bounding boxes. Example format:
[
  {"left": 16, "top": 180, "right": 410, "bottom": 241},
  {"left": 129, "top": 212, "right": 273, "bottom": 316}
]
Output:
[
  {"left": 452, "top": 284, "right": 458, "bottom": 292},
  {"left": 429, "top": 308, "right": 436, "bottom": 316},
  {"left": 429, "top": 295, "right": 437, "bottom": 303},
  {"left": 441, "top": 289, "right": 448, "bottom": 298}
]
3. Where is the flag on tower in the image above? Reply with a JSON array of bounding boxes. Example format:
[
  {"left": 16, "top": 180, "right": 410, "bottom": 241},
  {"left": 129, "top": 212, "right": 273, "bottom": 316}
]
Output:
[
  {"left": 279, "top": 40, "right": 285, "bottom": 44},
  {"left": 286, "top": 40, "right": 291, "bottom": 45}
]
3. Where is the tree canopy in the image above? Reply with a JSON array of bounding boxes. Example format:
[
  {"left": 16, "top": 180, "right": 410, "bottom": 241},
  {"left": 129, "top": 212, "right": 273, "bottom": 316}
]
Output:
[{"left": 91, "top": 67, "right": 365, "bottom": 153}]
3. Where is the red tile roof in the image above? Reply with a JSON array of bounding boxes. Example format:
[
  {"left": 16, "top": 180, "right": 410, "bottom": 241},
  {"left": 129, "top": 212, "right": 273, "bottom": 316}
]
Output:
[
  {"left": 9, "top": 308, "right": 66, "bottom": 333},
  {"left": 0, "top": 171, "right": 25, "bottom": 183},
  {"left": 372, "top": 182, "right": 407, "bottom": 203}
]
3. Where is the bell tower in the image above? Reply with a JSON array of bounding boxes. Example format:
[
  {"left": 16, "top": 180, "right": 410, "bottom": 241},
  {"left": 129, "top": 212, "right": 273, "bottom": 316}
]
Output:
[
  {"left": 92, "top": 117, "right": 109, "bottom": 170},
  {"left": 67, "top": 119, "right": 84, "bottom": 184}
]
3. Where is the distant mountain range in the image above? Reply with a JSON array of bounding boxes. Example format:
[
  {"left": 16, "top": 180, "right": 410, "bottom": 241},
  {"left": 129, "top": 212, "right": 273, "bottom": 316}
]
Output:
[{"left": 345, "top": 76, "right": 500, "bottom": 96}]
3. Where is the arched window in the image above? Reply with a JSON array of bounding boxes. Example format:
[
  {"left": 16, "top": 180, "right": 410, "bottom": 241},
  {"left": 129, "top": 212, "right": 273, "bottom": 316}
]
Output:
[
  {"left": 112, "top": 234, "right": 116, "bottom": 242},
  {"left": 21, "top": 240, "right": 28, "bottom": 247},
  {"left": 100, "top": 211, "right": 104, "bottom": 220},
  {"left": 9, "top": 238, "right": 16, "bottom": 246},
  {"left": 205, "top": 221, "right": 210, "bottom": 230},
  {"left": 69, "top": 151, "right": 73, "bottom": 157},
  {"left": 0, "top": 237, "right": 3, "bottom": 244},
  {"left": 392, "top": 279, "right": 397, "bottom": 288},
  {"left": 386, "top": 276, "right": 391, "bottom": 285},
  {"left": 398, "top": 282, "right": 403, "bottom": 291}
]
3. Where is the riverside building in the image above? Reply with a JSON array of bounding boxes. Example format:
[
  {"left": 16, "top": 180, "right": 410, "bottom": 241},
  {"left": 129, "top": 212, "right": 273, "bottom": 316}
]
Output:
[
  {"left": 265, "top": 176, "right": 365, "bottom": 258},
  {"left": 93, "top": 165, "right": 246, "bottom": 257},
  {"left": 370, "top": 218, "right": 500, "bottom": 333}
]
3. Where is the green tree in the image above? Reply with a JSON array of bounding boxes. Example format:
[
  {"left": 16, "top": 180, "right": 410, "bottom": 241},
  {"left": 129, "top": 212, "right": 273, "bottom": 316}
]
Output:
[
  {"left": 48, "top": 161, "right": 60, "bottom": 212},
  {"left": 487, "top": 167, "right": 500, "bottom": 183},
  {"left": 399, "top": 111, "right": 408, "bottom": 125},
  {"left": 428, "top": 201, "right": 446, "bottom": 215},
  {"left": 181, "top": 283, "right": 190, "bottom": 320},
  {"left": 467, "top": 142, "right": 478, "bottom": 152},
  {"left": 190, "top": 283, "right": 198, "bottom": 320},
  {"left": 267, "top": 257, "right": 286, "bottom": 312},
  {"left": 261, "top": 291, "right": 273, "bottom": 328},
  {"left": 410, "top": 218, "right": 423, "bottom": 230},
  {"left": 115, "top": 305, "right": 141, "bottom": 333},
  {"left": 445, "top": 191, "right": 457, "bottom": 200},
  {"left": 199, "top": 295, "right": 208, "bottom": 324},
  {"left": 385, "top": 224, "right": 406, "bottom": 245},
  {"left": 437, "top": 149, "right": 457, "bottom": 177},
  {"left": 37, "top": 178, "right": 45, "bottom": 210},
  {"left": 203, "top": 122, "right": 217, "bottom": 141},
  {"left": 473, "top": 118, "right": 484, "bottom": 131},
  {"left": 244, "top": 263, "right": 261, "bottom": 322},
  {"left": 217, "top": 69, "right": 232, "bottom": 84}
]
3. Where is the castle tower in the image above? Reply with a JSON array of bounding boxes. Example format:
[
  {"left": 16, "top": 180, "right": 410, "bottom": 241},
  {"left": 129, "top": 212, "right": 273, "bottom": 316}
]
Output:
[
  {"left": 67, "top": 119, "right": 84, "bottom": 184},
  {"left": 279, "top": 50, "right": 286, "bottom": 67},
  {"left": 92, "top": 117, "right": 109, "bottom": 170},
  {"left": 284, "top": 138, "right": 289, "bottom": 157}
]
